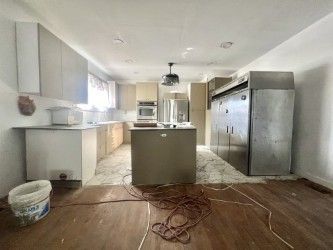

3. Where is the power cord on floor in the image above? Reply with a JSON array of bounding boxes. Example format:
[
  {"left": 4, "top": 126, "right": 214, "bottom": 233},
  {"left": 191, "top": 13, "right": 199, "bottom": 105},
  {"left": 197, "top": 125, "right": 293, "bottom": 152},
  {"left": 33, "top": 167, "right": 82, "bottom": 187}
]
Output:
[
  {"left": 121, "top": 174, "right": 256, "bottom": 247},
  {"left": 138, "top": 202, "right": 150, "bottom": 250},
  {"left": 201, "top": 183, "right": 294, "bottom": 249},
  {"left": 6, "top": 174, "right": 293, "bottom": 249}
]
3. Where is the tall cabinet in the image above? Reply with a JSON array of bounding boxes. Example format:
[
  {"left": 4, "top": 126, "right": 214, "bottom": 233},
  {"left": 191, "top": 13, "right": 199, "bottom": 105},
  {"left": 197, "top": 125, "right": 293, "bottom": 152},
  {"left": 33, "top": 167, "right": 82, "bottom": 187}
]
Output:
[
  {"left": 211, "top": 71, "right": 295, "bottom": 175},
  {"left": 189, "top": 83, "right": 206, "bottom": 145}
]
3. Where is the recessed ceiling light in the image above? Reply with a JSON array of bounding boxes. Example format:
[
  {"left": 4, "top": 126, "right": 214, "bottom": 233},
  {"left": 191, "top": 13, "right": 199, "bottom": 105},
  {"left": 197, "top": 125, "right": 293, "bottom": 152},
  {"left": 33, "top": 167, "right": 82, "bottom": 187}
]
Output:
[
  {"left": 181, "top": 51, "right": 189, "bottom": 58},
  {"left": 113, "top": 38, "right": 125, "bottom": 44},
  {"left": 186, "top": 47, "right": 194, "bottom": 51},
  {"left": 125, "top": 59, "right": 135, "bottom": 63},
  {"left": 220, "top": 42, "right": 233, "bottom": 49},
  {"left": 207, "top": 61, "right": 218, "bottom": 66},
  {"left": 133, "top": 71, "right": 139, "bottom": 74}
]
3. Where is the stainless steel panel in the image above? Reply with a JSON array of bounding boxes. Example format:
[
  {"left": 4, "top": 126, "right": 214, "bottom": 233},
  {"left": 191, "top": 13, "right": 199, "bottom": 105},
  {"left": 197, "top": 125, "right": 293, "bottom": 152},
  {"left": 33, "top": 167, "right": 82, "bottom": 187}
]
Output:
[
  {"left": 217, "top": 97, "right": 230, "bottom": 161},
  {"left": 213, "top": 71, "right": 294, "bottom": 98},
  {"left": 228, "top": 90, "right": 250, "bottom": 174},
  {"left": 250, "top": 89, "right": 294, "bottom": 175},
  {"left": 210, "top": 100, "right": 219, "bottom": 154},
  {"left": 163, "top": 99, "right": 189, "bottom": 123},
  {"left": 249, "top": 71, "right": 294, "bottom": 90}
]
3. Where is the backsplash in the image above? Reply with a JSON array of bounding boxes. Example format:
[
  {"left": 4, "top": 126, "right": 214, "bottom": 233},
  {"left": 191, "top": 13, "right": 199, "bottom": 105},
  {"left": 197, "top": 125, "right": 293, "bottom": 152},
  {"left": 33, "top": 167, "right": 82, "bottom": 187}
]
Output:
[
  {"left": 110, "top": 109, "right": 137, "bottom": 121},
  {"left": 82, "top": 110, "right": 111, "bottom": 123}
]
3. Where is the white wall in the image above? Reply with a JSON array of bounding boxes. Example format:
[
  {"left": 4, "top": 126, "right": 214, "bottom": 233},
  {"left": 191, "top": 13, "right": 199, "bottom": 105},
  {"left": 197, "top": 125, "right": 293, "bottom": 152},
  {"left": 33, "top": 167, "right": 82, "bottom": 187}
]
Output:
[
  {"left": 0, "top": 14, "right": 111, "bottom": 197},
  {"left": 88, "top": 62, "right": 112, "bottom": 82},
  {"left": 0, "top": 14, "right": 72, "bottom": 197},
  {"left": 233, "top": 14, "right": 333, "bottom": 189}
]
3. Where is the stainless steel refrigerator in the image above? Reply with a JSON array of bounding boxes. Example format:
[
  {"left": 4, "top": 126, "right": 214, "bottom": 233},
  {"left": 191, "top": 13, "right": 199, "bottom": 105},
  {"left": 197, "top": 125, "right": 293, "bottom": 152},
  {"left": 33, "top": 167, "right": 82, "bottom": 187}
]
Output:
[
  {"left": 211, "top": 71, "right": 295, "bottom": 175},
  {"left": 163, "top": 99, "right": 189, "bottom": 123}
]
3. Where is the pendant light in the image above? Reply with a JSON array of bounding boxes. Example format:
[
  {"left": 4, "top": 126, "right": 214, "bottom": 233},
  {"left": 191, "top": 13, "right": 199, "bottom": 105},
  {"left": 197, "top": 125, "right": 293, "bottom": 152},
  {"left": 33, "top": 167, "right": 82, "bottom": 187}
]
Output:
[{"left": 161, "top": 63, "right": 179, "bottom": 86}]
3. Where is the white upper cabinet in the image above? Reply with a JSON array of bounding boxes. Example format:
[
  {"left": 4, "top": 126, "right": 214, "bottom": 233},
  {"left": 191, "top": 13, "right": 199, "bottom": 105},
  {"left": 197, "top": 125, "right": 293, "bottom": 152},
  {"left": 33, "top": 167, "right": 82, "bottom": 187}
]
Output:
[
  {"left": 16, "top": 22, "right": 88, "bottom": 103},
  {"left": 16, "top": 23, "right": 41, "bottom": 94},
  {"left": 61, "top": 43, "right": 88, "bottom": 103},
  {"left": 39, "top": 25, "right": 63, "bottom": 99}
]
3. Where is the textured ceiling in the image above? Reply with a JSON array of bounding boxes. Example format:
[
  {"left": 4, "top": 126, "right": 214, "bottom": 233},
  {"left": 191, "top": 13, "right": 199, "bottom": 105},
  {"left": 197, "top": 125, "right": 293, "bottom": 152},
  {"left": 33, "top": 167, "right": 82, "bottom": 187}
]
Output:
[{"left": 5, "top": 0, "right": 333, "bottom": 82}]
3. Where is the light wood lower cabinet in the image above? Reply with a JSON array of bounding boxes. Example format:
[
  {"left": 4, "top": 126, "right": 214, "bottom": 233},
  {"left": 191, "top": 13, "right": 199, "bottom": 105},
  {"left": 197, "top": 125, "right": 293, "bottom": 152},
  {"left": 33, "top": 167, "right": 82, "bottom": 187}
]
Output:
[
  {"left": 107, "top": 123, "right": 124, "bottom": 154},
  {"left": 97, "top": 126, "right": 107, "bottom": 161},
  {"left": 123, "top": 122, "right": 134, "bottom": 143},
  {"left": 97, "top": 123, "right": 124, "bottom": 161}
]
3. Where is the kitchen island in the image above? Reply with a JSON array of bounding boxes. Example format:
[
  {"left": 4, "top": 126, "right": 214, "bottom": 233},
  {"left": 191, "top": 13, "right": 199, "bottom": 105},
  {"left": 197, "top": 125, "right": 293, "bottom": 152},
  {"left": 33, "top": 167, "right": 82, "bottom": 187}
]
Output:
[{"left": 130, "top": 126, "right": 196, "bottom": 185}]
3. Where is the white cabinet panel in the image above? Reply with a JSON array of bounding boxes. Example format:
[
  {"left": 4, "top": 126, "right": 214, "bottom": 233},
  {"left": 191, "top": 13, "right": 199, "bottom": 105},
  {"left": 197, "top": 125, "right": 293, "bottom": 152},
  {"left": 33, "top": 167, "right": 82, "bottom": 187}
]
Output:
[
  {"left": 26, "top": 130, "right": 82, "bottom": 181},
  {"left": 16, "top": 23, "right": 40, "bottom": 94},
  {"left": 39, "top": 25, "right": 63, "bottom": 99},
  {"left": 62, "top": 43, "right": 88, "bottom": 103},
  {"left": 81, "top": 129, "right": 97, "bottom": 185},
  {"left": 26, "top": 129, "right": 97, "bottom": 185},
  {"left": 16, "top": 22, "right": 88, "bottom": 103}
]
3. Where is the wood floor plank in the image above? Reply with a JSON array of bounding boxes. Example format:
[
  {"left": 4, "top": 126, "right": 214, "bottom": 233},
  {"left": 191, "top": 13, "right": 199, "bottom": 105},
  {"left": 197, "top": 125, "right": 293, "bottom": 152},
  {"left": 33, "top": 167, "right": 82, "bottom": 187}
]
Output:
[{"left": 0, "top": 180, "right": 332, "bottom": 249}]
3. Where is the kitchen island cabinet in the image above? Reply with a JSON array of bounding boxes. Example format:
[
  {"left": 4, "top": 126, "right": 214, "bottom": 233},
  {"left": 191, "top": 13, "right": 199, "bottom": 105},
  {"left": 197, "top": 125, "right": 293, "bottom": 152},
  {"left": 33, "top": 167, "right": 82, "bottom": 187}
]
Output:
[{"left": 130, "top": 126, "right": 196, "bottom": 185}]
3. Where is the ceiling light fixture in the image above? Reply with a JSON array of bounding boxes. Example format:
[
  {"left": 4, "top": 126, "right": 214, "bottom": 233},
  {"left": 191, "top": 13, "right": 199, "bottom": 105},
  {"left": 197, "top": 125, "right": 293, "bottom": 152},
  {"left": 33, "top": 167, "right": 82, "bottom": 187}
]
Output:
[
  {"left": 113, "top": 38, "right": 125, "bottom": 44},
  {"left": 186, "top": 47, "right": 194, "bottom": 51},
  {"left": 161, "top": 63, "right": 179, "bottom": 86},
  {"left": 207, "top": 61, "right": 218, "bottom": 66},
  {"left": 220, "top": 41, "right": 233, "bottom": 49},
  {"left": 181, "top": 51, "right": 189, "bottom": 58}
]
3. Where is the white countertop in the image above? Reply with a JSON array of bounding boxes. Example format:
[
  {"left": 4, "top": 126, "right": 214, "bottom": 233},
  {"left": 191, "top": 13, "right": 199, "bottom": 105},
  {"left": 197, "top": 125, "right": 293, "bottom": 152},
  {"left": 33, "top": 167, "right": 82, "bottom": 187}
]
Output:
[
  {"left": 13, "top": 124, "right": 99, "bottom": 130},
  {"left": 96, "top": 121, "right": 123, "bottom": 125},
  {"left": 13, "top": 121, "right": 126, "bottom": 130}
]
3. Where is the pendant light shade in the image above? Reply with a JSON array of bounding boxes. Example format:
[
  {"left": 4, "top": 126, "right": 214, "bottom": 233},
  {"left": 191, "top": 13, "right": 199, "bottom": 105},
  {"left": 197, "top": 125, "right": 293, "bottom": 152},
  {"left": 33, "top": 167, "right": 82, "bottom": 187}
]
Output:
[{"left": 162, "top": 63, "right": 179, "bottom": 86}]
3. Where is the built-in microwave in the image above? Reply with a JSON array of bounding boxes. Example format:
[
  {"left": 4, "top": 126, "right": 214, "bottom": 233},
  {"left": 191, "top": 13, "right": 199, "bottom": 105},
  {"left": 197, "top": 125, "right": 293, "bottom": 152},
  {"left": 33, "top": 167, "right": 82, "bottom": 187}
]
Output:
[{"left": 137, "top": 101, "right": 158, "bottom": 120}]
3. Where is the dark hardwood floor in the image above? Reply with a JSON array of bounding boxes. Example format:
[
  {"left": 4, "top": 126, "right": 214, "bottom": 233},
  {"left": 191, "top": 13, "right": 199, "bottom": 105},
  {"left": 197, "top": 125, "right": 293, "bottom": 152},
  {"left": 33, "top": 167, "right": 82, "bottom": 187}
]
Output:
[{"left": 0, "top": 179, "right": 332, "bottom": 249}]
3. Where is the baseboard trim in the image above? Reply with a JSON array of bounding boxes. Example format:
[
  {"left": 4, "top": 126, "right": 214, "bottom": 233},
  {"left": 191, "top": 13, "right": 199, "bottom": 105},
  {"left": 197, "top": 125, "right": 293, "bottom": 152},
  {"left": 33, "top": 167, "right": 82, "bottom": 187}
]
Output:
[{"left": 295, "top": 170, "right": 333, "bottom": 190}]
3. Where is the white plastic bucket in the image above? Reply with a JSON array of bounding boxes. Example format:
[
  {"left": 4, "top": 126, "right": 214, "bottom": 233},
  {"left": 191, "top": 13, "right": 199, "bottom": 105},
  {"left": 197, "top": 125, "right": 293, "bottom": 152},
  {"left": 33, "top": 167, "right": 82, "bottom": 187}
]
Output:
[{"left": 8, "top": 180, "right": 52, "bottom": 226}]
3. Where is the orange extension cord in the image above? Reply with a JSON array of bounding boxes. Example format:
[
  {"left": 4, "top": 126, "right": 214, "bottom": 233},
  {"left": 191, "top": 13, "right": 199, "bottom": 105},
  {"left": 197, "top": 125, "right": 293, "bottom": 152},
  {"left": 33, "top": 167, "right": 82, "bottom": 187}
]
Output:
[{"left": 124, "top": 183, "right": 212, "bottom": 244}]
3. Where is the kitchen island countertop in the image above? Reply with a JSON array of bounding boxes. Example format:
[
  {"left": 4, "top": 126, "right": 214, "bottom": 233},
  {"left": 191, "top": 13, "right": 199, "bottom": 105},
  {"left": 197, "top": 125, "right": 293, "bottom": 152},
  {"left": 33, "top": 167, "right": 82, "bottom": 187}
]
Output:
[{"left": 130, "top": 125, "right": 196, "bottom": 131}]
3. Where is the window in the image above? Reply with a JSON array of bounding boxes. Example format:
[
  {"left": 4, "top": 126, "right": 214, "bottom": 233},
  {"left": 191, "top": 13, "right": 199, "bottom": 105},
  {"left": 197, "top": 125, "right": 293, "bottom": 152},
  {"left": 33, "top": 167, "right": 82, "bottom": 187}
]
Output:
[{"left": 87, "top": 73, "right": 115, "bottom": 110}]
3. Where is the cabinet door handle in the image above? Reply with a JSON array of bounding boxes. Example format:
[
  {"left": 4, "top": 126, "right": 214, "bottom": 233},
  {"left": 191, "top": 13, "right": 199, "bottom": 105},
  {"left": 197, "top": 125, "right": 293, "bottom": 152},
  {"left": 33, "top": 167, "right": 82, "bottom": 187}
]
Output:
[
  {"left": 226, "top": 126, "right": 229, "bottom": 134},
  {"left": 231, "top": 126, "right": 234, "bottom": 134}
]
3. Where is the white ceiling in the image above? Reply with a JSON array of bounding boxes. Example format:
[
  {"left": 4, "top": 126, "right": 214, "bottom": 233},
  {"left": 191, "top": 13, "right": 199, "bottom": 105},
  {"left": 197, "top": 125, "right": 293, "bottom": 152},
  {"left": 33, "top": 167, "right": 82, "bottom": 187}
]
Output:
[{"left": 7, "top": 0, "right": 333, "bottom": 82}]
